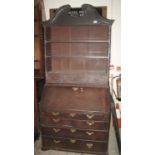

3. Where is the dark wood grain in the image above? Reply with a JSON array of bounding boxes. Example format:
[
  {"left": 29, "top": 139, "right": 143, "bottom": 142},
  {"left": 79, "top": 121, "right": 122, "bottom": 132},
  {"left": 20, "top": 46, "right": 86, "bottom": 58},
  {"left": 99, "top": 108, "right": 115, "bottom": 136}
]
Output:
[
  {"left": 40, "top": 4, "right": 113, "bottom": 155},
  {"left": 44, "top": 25, "right": 110, "bottom": 86},
  {"left": 40, "top": 86, "right": 109, "bottom": 112},
  {"left": 41, "top": 110, "right": 110, "bottom": 121},
  {"left": 41, "top": 126, "right": 109, "bottom": 141},
  {"left": 34, "top": 4, "right": 44, "bottom": 79},
  {"left": 46, "top": 26, "right": 109, "bottom": 41},
  {"left": 40, "top": 118, "right": 109, "bottom": 130},
  {"left": 42, "top": 136, "right": 108, "bottom": 154}
]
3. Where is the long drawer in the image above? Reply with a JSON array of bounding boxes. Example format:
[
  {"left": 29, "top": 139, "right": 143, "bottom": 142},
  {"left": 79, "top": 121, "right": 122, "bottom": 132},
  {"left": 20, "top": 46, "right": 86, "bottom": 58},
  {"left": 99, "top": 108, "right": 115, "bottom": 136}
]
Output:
[
  {"left": 42, "top": 135, "right": 108, "bottom": 155},
  {"left": 40, "top": 117, "right": 109, "bottom": 130},
  {"left": 41, "top": 126, "right": 109, "bottom": 141},
  {"left": 41, "top": 110, "right": 110, "bottom": 121}
]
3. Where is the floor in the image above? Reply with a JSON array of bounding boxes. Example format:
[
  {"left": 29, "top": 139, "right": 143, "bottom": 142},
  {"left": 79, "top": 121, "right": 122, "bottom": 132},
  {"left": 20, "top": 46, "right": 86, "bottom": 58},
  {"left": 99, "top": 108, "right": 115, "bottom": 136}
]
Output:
[{"left": 34, "top": 117, "right": 120, "bottom": 155}]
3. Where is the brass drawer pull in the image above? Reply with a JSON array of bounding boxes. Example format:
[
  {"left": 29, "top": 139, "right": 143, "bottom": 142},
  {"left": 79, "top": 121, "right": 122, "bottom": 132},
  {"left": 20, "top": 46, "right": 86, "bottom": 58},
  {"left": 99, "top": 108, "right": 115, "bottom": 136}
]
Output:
[
  {"left": 86, "top": 120, "right": 95, "bottom": 126},
  {"left": 53, "top": 139, "right": 61, "bottom": 144},
  {"left": 70, "top": 128, "right": 77, "bottom": 133},
  {"left": 52, "top": 112, "right": 60, "bottom": 116},
  {"left": 86, "top": 143, "right": 93, "bottom": 149},
  {"left": 86, "top": 131, "right": 94, "bottom": 136},
  {"left": 52, "top": 118, "right": 60, "bottom": 123},
  {"left": 53, "top": 128, "right": 61, "bottom": 133},
  {"left": 70, "top": 139, "right": 76, "bottom": 144},
  {"left": 86, "top": 114, "right": 94, "bottom": 119},
  {"left": 69, "top": 113, "right": 76, "bottom": 118},
  {"left": 72, "top": 87, "right": 78, "bottom": 91}
]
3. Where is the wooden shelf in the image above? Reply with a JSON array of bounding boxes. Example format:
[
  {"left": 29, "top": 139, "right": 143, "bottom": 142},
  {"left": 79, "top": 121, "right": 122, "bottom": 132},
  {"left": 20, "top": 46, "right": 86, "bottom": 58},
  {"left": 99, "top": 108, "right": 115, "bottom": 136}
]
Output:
[
  {"left": 45, "top": 55, "right": 109, "bottom": 59},
  {"left": 45, "top": 40, "right": 110, "bottom": 44}
]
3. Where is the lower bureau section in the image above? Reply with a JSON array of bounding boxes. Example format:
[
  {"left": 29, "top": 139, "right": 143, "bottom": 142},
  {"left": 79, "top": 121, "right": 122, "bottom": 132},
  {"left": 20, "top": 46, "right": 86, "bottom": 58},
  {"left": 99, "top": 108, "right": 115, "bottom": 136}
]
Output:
[
  {"left": 40, "top": 86, "right": 110, "bottom": 154},
  {"left": 42, "top": 136, "right": 108, "bottom": 155}
]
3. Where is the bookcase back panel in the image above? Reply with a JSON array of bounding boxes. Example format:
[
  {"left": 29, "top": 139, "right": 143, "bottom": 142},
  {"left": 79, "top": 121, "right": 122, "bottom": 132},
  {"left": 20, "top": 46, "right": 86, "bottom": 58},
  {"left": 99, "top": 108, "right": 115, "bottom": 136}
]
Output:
[
  {"left": 46, "top": 26, "right": 109, "bottom": 42},
  {"left": 45, "top": 26, "right": 110, "bottom": 87},
  {"left": 46, "top": 42, "right": 109, "bottom": 57}
]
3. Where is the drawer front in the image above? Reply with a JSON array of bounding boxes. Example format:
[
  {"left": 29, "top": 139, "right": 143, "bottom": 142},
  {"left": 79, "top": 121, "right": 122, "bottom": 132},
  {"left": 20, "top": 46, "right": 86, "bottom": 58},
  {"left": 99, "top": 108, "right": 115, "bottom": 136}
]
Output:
[
  {"left": 42, "top": 136, "right": 108, "bottom": 154},
  {"left": 41, "top": 126, "right": 108, "bottom": 141},
  {"left": 40, "top": 117, "right": 109, "bottom": 130},
  {"left": 41, "top": 111, "right": 109, "bottom": 121}
]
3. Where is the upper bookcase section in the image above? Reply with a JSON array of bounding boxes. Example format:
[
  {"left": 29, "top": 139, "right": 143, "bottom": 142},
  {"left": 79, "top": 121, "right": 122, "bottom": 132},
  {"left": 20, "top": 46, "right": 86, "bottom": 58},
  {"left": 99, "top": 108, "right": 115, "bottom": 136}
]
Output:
[{"left": 43, "top": 4, "right": 114, "bottom": 26}]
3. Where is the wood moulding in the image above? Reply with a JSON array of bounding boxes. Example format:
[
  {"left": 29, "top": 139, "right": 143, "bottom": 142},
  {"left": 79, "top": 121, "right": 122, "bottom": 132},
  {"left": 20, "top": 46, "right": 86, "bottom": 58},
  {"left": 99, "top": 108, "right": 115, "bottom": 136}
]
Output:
[{"left": 44, "top": 4, "right": 114, "bottom": 26}]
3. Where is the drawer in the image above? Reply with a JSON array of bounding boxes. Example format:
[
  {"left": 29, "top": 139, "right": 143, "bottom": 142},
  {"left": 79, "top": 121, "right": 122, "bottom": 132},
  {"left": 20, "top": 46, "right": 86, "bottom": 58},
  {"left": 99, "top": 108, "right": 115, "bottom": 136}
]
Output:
[
  {"left": 42, "top": 136, "right": 108, "bottom": 154},
  {"left": 40, "top": 117, "right": 109, "bottom": 130},
  {"left": 41, "top": 126, "right": 109, "bottom": 141},
  {"left": 41, "top": 110, "right": 110, "bottom": 121}
]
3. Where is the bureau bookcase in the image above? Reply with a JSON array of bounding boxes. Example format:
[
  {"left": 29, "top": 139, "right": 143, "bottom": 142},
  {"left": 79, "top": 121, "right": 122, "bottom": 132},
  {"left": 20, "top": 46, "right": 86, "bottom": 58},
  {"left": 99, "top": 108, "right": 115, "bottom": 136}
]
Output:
[{"left": 40, "top": 4, "right": 114, "bottom": 155}]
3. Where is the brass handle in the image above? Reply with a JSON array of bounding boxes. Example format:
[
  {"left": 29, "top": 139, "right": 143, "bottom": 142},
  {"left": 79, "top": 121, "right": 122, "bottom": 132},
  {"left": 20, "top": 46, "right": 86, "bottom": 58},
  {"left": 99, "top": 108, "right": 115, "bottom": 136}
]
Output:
[
  {"left": 52, "top": 112, "right": 60, "bottom": 116},
  {"left": 70, "top": 128, "right": 77, "bottom": 133},
  {"left": 70, "top": 139, "right": 76, "bottom": 144},
  {"left": 86, "top": 131, "right": 94, "bottom": 136},
  {"left": 52, "top": 118, "right": 60, "bottom": 123},
  {"left": 53, "top": 139, "right": 61, "bottom": 144},
  {"left": 86, "top": 114, "right": 94, "bottom": 119},
  {"left": 72, "top": 87, "right": 78, "bottom": 91},
  {"left": 86, "top": 143, "right": 93, "bottom": 149},
  {"left": 86, "top": 120, "right": 95, "bottom": 126},
  {"left": 69, "top": 113, "right": 76, "bottom": 118},
  {"left": 53, "top": 128, "right": 61, "bottom": 133}
]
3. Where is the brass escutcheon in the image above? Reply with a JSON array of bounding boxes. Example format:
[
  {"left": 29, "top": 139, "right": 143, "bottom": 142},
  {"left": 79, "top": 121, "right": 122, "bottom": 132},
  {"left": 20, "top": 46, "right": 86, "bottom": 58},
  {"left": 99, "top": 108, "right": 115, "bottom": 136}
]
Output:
[
  {"left": 80, "top": 88, "right": 84, "bottom": 93},
  {"left": 86, "top": 143, "right": 93, "bottom": 149},
  {"left": 72, "top": 87, "right": 78, "bottom": 91}
]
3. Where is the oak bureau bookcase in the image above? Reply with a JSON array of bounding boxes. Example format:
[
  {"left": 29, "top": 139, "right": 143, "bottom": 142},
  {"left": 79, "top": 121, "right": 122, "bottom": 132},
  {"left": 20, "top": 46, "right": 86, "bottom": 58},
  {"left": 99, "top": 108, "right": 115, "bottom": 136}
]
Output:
[{"left": 40, "top": 4, "right": 114, "bottom": 155}]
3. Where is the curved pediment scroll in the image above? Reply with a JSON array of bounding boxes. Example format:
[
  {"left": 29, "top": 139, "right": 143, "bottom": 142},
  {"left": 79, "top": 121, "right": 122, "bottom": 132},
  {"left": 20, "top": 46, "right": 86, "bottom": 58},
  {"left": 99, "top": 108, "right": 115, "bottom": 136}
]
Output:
[{"left": 43, "top": 4, "right": 114, "bottom": 26}]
